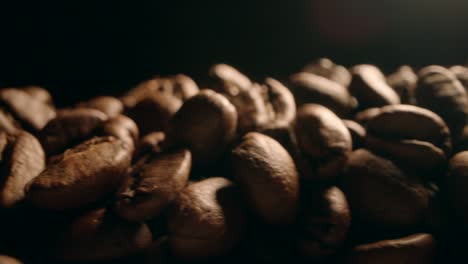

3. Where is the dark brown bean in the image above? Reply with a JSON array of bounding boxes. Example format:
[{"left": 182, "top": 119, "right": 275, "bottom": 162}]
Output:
[
  {"left": 298, "top": 186, "right": 351, "bottom": 260},
  {"left": 55, "top": 208, "right": 152, "bottom": 262},
  {"left": 167, "top": 177, "right": 245, "bottom": 261},
  {"left": 416, "top": 65, "right": 468, "bottom": 141},
  {"left": 343, "top": 233, "right": 435, "bottom": 264},
  {"left": 39, "top": 108, "right": 108, "bottom": 156},
  {"left": 0, "top": 131, "right": 45, "bottom": 208},
  {"left": 349, "top": 64, "right": 400, "bottom": 109},
  {"left": 232, "top": 132, "right": 299, "bottom": 225},
  {"left": 262, "top": 77, "right": 296, "bottom": 130},
  {"left": 77, "top": 96, "right": 124, "bottom": 118},
  {"left": 209, "top": 63, "right": 252, "bottom": 92},
  {"left": 0, "top": 88, "right": 56, "bottom": 131},
  {"left": 386, "top": 65, "right": 418, "bottom": 104},
  {"left": 134, "top": 131, "right": 165, "bottom": 160},
  {"left": 302, "top": 58, "right": 352, "bottom": 87},
  {"left": 295, "top": 104, "right": 352, "bottom": 180},
  {"left": 341, "top": 149, "right": 434, "bottom": 228},
  {"left": 22, "top": 86, "right": 54, "bottom": 106},
  {"left": 0, "top": 109, "right": 20, "bottom": 135},
  {"left": 27, "top": 136, "right": 132, "bottom": 210},
  {"left": 115, "top": 149, "right": 191, "bottom": 222},
  {"left": 450, "top": 65, "right": 468, "bottom": 92},
  {"left": 289, "top": 72, "right": 356, "bottom": 116},
  {"left": 100, "top": 114, "right": 139, "bottom": 151},
  {"left": 166, "top": 89, "right": 237, "bottom": 165}
]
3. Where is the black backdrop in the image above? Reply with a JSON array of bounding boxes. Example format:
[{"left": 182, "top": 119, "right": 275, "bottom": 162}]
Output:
[{"left": 1, "top": 0, "right": 468, "bottom": 106}]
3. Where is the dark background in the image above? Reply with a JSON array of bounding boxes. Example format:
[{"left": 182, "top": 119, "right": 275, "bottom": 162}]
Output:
[{"left": 1, "top": 0, "right": 468, "bottom": 106}]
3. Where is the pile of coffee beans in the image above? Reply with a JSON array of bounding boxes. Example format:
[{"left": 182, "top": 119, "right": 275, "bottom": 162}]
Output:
[{"left": 1, "top": 59, "right": 468, "bottom": 263}]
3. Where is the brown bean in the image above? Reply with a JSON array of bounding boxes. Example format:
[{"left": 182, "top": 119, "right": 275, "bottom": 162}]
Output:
[
  {"left": 386, "top": 65, "right": 418, "bottom": 104},
  {"left": 77, "top": 96, "right": 123, "bottom": 118},
  {"left": 302, "top": 58, "right": 352, "bottom": 87}
]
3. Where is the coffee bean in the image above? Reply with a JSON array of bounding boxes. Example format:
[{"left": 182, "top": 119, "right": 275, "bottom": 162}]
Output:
[
  {"left": 27, "top": 136, "right": 131, "bottom": 210},
  {"left": 302, "top": 58, "right": 352, "bottom": 87},
  {"left": 262, "top": 78, "right": 296, "bottom": 130},
  {"left": 55, "top": 208, "right": 152, "bottom": 262},
  {"left": 115, "top": 148, "right": 191, "bottom": 222},
  {"left": 416, "top": 65, "right": 468, "bottom": 142},
  {"left": 209, "top": 63, "right": 252, "bottom": 92},
  {"left": 289, "top": 72, "right": 356, "bottom": 116},
  {"left": 349, "top": 65, "right": 400, "bottom": 109},
  {"left": 446, "top": 151, "right": 468, "bottom": 228},
  {"left": 167, "top": 177, "right": 245, "bottom": 261},
  {"left": 40, "top": 108, "right": 108, "bottom": 156},
  {"left": 0, "top": 109, "right": 20, "bottom": 135},
  {"left": 386, "top": 65, "right": 418, "bottom": 104},
  {"left": 232, "top": 132, "right": 299, "bottom": 225},
  {"left": 21, "top": 86, "right": 54, "bottom": 107},
  {"left": 342, "top": 119, "right": 366, "bottom": 150},
  {"left": 134, "top": 131, "right": 165, "bottom": 160},
  {"left": 343, "top": 233, "right": 435, "bottom": 264},
  {"left": 77, "top": 96, "right": 124, "bottom": 118},
  {"left": 0, "top": 130, "right": 45, "bottom": 208},
  {"left": 121, "top": 74, "right": 199, "bottom": 109},
  {"left": 0, "top": 255, "right": 23, "bottom": 264},
  {"left": 341, "top": 149, "right": 434, "bottom": 228},
  {"left": 0, "top": 88, "right": 56, "bottom": 132},
  {"left": 100, "top": 114, "right": 139, "bottom": 151},
  {"left": 450, "top": 65, "right": 468, "bottom": 92},
  {"left": 354, "top": 107, "right": 381, "bottom": 125},
  {"left": 297, "top": 186, "right": 350, "bottom": 260},
  {"left": 166, "top": 89, "right": 237, "bottom": 165},
  {"left": 295, "top": 104, "right": 352, "bottom": 180}
]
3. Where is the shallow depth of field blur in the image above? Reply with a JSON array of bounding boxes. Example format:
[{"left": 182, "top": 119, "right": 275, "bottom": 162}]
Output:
[{"left": 1, "top": 0, "right": 468, "bottom": 103}]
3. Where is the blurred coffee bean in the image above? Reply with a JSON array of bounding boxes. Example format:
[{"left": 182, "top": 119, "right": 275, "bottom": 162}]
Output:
[
  {"left": 0, "top": 130, "right": 45, "bottom": 208},
  {"left": 343, "top": 233, "right": 435, "bottom": 264},
  {"left": 297, "top": 185, "right": 350, "bottom": 260},
  {"left": 115, "top": 149, "right": 191, "bottom": 222},
  {"left": 295, "top": 104, "right": 352, "bottom": 180},
  {"left": 209, "top": 63, "right": 252, "bottom": 92},
  {"left": 446, "top": 151, "right": 468, "bottom": 228},
  {"left": 166, "top": 90, "right": 237, "bottom": 165},
  {"left": 0, "top": 88, "right": 56, "bottom": 132},
  {"left": 261, "top": 78, "right": 296, "bottom": 130},
  {"left": 0, "top": 109, "right": 20, "bottom": 134},
  {"left": 386, "top": 65, "right": 418, "bottom": 104},
  {"left": 343, "top": 120, "right": 366, "bottom": 150},
  {"left": 168, "top": 177, "right": 245, "bottom": 261},
  {"left": 134, "top": 131, "right": 165, "bottom": 159},
  {"left": 27, "top": 136, "right": 131, "bottom": 210},
  {"left": 450, "top": 65, "right": 468, "bottom": 91},
  {"left": 289, "top": 72, "right": 356, "bottom": 116},
  {"left": 416, "top": 65, "right": 468, "bottom": 142},
  {"left": 302, "top": 58, "right": 352, "bottom": 87},
  {"left": 100, "top": 114, "right": 139, "bottom": 151},
  {"left": 0, "top": 255, "right": 23, "bottom": 264},
  {"left": 39, "top": 108, "right": 108, "bottom": 156},
  {"left": 232, "top": 132, "right": 299, "bottom": 225},
  {"left": 349, "top": 65, "right": 400, "bottom": 109},
  {"left": 354, "top": 107, "right": 381, "bottom": 126},
  {"left": 121, "top": 74, "right": 199, "bottom": 109},
  {"left": 55, "top": 208, "right": 152, "bottom": 262},
  {"left": 341, "top": 149, "right": 434, "bottom": 228},
  {"left": 77, "top": 96, "right": 124, "bottom": 118},
  {"left": 21, "top": 86, "right": 54, "bottom": 107}
]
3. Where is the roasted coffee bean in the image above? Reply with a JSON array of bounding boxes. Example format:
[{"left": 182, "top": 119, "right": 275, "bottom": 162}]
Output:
[
  {"left": 121, "top": 74, "right": 199, "bottom": 108},
  {"left": 446, "top": 151, "right": 468, "bottom": 227},
  {"left": 77, "top": 96, "right": 124, "bottom": 118},
  {"left": 100, "top": 114, "right": 139, "bottom": 151},
  {"left": 0, "top": 88, "right": 56, "bottom": 132},
  {"left": 349, "top": 65, "right": 400, "bottom": 109},
  {"left": 386, "top": 65, "right": 418, "bottom": 104},
  {"left": 416, "top": 65, "right": 468, "bottom": 142},
  {"left": 209, "top": 63, "right": 252, "bottom": 92},
  {"left": 166, "top": 89, "right": 237, "bottom": 165},
  {"left": 55, "top": 208, "right": 152, "bottom": 262},
  {"left": 341, "top": 149, "right": 434, "bottom": 228},
  {"left": 262, "top": 78, "right": 296, "bottom": 130},
  {"left": 302, "top": 58, "right": 352, "bottom": 87},
  {"left": 127, "top": 92, "right": 182, "bottom": 136},
  {"left": 134, "top": 131, "right": 166, "bottom": 160},
  {"left": 0, "top": 109, "right": 20, "bottom": 134},
  {"left": 450, "top": 65, "right": 468, "bottom": 91},
  {"left": 289, "top": 72, "right": 356, "bottom": 116},
  {"left": 297, "top": 186, "right": 350, "bottom": 260},
  {"left": 0, "top": 255, "right": 23, "bottom": 264},
  {"left": 22, "top": 86, "right": 54, "bottom": 106},
  {"left": 27, "top": 136, "right": 132, "bottom": 210},
  {"left": 39, "top": 108, "right": 108, "bottom": 156},
  {"left": 0, "top": 130, "right": 45, "bottom": 208},
  {"left": 343, "top": 120, "right": 366, "bottom": 150},
  {"left": 354, "top": 107, "right": 381, "bottom": 126},
  {"left": 232, "top": 132, "right": 299, "bottom": 225},
  {"left": 115, "top": 149, "right": 191, "bottom": 222},
  {"left": 343, "top": 233, "right": 435, "bottom": 264},
  {"left": 167, "top": 177, "right": 245, "bottom": 261},
  {"left": 295, "top": 104, "right": 352, "bottom": 180}
]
